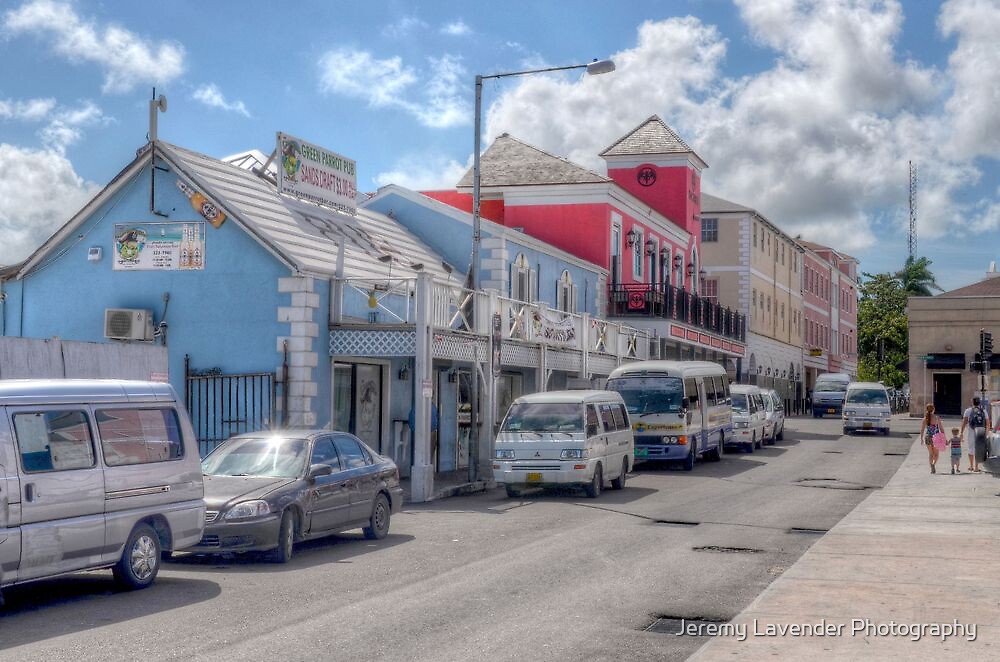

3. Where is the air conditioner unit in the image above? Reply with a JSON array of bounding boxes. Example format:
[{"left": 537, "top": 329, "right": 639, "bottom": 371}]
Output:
[{"left": 104, "top": 308, "right": 154, "bottom": 341}]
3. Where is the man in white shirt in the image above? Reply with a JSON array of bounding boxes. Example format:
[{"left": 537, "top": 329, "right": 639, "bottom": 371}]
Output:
[{"left": 959, "top": 396, "right": 991, "bottom": 472}]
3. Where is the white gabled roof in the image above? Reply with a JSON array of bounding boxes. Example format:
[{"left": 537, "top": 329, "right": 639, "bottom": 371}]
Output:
[{"left": 18, "top": 141, "right": 456, "bottom": 283}]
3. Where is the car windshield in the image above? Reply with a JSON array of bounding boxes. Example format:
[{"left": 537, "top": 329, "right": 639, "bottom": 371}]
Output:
[
  {"left": 606, "top": 376, "right": 684, "bottom": 415},
  {"left": 732, "top": 394, "right": 749, "bottom": 413},
  {"left": 501, "top": 403, "right": 583, "bottom": 433},
  {"left": 815, "top": 382, "right": 847, "bottom": 392},
  {"left": 202, "top": 437, "right": 308, "bottom": 478},
  {"left": 846, "top": 389, "right": 889, "bottom": 405}
]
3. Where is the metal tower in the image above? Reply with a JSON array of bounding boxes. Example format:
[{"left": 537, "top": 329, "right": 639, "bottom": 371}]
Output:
[{"left": 908, "top": 161, "right": 917, "bottom": 257}]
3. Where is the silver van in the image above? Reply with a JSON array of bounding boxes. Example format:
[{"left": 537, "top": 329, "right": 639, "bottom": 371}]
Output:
[{"left": 0, "top": 380, "right": 205, "bottom": 603}]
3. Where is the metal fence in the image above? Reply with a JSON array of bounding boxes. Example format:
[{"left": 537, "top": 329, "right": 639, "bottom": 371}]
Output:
[
  {"left": 184, "top": 354, "right": 286, "bottom": 456},
  {"left": 608, "top": 283, "right": 747, "bottom": 341}
]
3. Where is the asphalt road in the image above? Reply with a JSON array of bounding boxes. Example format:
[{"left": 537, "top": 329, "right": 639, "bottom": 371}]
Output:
[{"left": 0, "top": 416, "right": 915, "bottom": 662}]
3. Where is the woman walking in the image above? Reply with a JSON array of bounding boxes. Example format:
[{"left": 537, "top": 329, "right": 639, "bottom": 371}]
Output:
[{"left": 920, "top": 403, "right": 944, "bottom": 474}]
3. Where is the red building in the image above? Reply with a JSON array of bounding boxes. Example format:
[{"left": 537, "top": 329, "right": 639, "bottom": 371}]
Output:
[
  {"left": 426, "top": 116, "right": 746, "bottom": 364},
  {"left": 800, "top": 240, "right": 859, "bottom": 389}
]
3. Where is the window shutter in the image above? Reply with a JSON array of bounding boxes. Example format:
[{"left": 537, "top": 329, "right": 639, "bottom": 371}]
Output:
[
  {"left": 509, "top": 262, "right": 515, "bottom": 298},
  {"left": 529, "top": 269, "right": 537, "bottom": 303},
  {"left": 571, "top": 284, "right": 579, "bottom": 313},
  {"left": 555, "top": 280, "right": 564, "bottom": 311}
]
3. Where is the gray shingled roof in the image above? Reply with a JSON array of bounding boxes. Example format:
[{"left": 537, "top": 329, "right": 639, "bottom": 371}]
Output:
[
  {"left": 936, "top": 277, "right": 1000, "bottom": 298},
  {"left": 700, "top": 192, "right": 754, "bottom": 214},
  {"left": 600, "top": 115, "right": 696, "bottom": 157},
  {"left": 457, "top": 133, "right": 609, "bottom": 188}
]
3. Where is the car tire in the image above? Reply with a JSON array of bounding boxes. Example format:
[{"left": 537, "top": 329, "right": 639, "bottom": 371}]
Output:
[
  {"left": 708, "top": 433, "right": 724, "bottom": 462},
  {"left": 754, "top": 432, "right": 762, "bottom": 449},
  {"left": 777, "top": 425, "right": 784, "bottom": 441},
  {"left": 611, "top": 458, "right": 628, "bottom": 490},
  {"left": 682, "top": 442, "right": 696, "bottom": 471},
  {"left": 364, "top": 493, "right": 391, "bottom": 540},
  {"left": 584, "top": 464, "right": 603, "bottom": 498},
  {"left": 269, "top": 510, "right": 295, "bottom": 564},
  {"left": 504, "top": 485, "right": 521, "bottom": 498},
  {"left": 113, "top": 523, "right": 161, "bottom": 590}
]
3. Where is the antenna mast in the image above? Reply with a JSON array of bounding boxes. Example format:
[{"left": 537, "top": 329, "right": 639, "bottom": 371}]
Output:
[{"left": 908, "top": 160, "right": 917, "bottom": 258}]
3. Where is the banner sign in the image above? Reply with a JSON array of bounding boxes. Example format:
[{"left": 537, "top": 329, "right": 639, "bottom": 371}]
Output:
[
  {"left": 492, "top": 313, "right": 503, "bottom": 376},
  {"left": 531, "top": 308, "right": 577, "bottom": 347},
  {"left": 113, "top": 222, "right": 206, "bottom": 271},
  {"left": 277, "top": 132, "right": 357, "bottom": 215}
]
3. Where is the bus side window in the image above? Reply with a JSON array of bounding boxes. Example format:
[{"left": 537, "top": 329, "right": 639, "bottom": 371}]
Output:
[
  {"left": 599, "top": 404, "right": 616, "bottom": 432},
  {"left": 721, "top": 375, "right": 731, "bottom": 404},
  {"left": 704, "top": 378, "right": 718, "bottom": 407},
  {"left": 611, "top": 404, "right": 627, "bottom": 430},
  {"left": 684, "top": 379, "right": 700, "bottom": 410}
]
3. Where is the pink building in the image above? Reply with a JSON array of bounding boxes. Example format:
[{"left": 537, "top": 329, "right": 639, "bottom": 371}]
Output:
[
  {"left": 425, "top": 116, "right": 747, "bottom": 363},
  {"left": 800, "top": 240, "right": 859, "bottom": 390}
]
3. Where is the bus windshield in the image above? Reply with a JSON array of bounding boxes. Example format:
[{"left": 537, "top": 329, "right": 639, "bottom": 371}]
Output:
[
  {"left": 732, "top": 394, "right": 748, "bottom": 413},
  {"left": 815, "top": 382, "right": 847, "bottom": 393},
  {"left": 501, "top": 403, "right": 583, "bottom": 433},
  {"left": 606, "top": 376, "right": 683, "bottom": 415},
  {"left": 846, "top": 389, "right": 889, "bottom": 405}
]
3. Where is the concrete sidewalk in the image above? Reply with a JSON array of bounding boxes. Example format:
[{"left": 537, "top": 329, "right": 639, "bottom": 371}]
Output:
[{"left": 692, "top": 423, "right": 1000, "bottom": 660}]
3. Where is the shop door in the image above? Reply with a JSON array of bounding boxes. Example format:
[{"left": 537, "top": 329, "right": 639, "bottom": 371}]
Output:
[{"left": 934, "top": 374, "right": 962, "bottom": 416}]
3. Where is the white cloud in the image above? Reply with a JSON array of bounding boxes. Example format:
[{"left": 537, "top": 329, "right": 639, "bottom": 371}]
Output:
[
  {"left": 441, "top": 20, "right": 471, "bottom": 36},
  {"left": 318, "top": 50, "right": 469, "bottom": 129},
  {"left": 382, "top": 16, "right": 427, "bottom": 38},
  {"left": 0, "top": 143, "right": 100, "bottom": 266},
  {"left": 374, "top": 153, "right": 471, "bottom": 191},
  {"left": 478, "top": 3, "right": 999, "bottom": 253},
  {"left": 3, "top": 0, "right": 185, "bottom": 94},
  {"left": 39, "top": 100, "right": 112, "bottom": 153},
  {"left": 0, "top": 97, "right": 56, "bottom": 121},
  {"left": 939, "top": 0, "right": 1000, "bottom": 160},
  {"left": 192, "top": 84, "right": 250, "bottom": 117}
]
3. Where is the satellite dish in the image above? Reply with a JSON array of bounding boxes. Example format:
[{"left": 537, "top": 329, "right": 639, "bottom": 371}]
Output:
[{"left": 157, "top": 94, "right": 168, "bottom": 112}]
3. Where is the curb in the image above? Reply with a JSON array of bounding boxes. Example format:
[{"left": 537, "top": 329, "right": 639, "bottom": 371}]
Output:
[{"left": 429, "top": 479, "right": 496, "bottom": 501}]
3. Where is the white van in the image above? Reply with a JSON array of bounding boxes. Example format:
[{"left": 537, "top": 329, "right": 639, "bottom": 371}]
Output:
[
  {"left": 493, "top": 391, "right": 633, "bottom": 498},
  {"left": 0, "top": 380, "right": 205, "bottom": 603},
  {"left": 843, "top": 381, "right": 892, "bottom": 436},
  {"left": 730, "top": 385, "right": 768, "bottom": 452},
  {"left": 812, "top": 373, "right": 851, "bottom": 417},
  {"left": 606, "top": 361, "right": 731, "bottom": 469}
]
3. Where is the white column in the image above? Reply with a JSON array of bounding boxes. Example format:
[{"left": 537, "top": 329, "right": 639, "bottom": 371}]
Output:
[{"left": 411, "top": 272, "right": 434, "bottom": 502}]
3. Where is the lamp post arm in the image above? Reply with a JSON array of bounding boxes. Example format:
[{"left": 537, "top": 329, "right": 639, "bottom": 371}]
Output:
[{"left": 481, "top": 63, "right": 589, "bottom": 81}]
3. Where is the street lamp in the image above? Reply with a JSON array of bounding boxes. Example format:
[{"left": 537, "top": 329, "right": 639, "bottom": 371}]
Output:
[{"left": 469, "top": 58, "right": 615, "bottom": 482}]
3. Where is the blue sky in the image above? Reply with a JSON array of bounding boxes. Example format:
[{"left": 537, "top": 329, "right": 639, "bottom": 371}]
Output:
[{"left": 1, "top": 0, "right": 998, "bottom": 291}]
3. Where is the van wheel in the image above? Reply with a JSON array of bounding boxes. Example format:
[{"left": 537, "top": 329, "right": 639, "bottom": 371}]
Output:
[
  {"left": 113, "top": 523, "right": 161, "bottom": 590},
  {"left": 505, "top": 485, "right": 520, "bottom": 498},
  {"left": 746, "top": 435, "right": 755, "bottom": 454},
  {"left": 708, "top": 433, "right": 724, "bottom": 461},
  {"left": 584, "top": 464, "right": 603, "bottom": 498},
  {"left": 269, "top": 511, "right": 295, "bottom": 564},
  {"left": 754, "top": 432, "right": 762, "bottom": 449},
  {"left": 682, "top": 442, "right": 696, "bottom": 471},
  {"left": 777, "top": 425, "right": 784, "bottom": 441},
  {"left": 364, "top": 493, "right": 391, "bottom": 540},
  {"left": 611, "top": 458, "right": 628, "bottom": 490}
]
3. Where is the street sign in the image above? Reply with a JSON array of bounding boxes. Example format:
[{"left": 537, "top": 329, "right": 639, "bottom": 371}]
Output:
[{"left": 919, "top": 355, "right": 934, "bottom": 361}]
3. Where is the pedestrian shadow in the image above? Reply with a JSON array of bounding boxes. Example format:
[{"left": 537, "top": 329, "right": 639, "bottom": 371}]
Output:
[
  {"left": 166, "top": 532, "right": 414, "bottom": 573},
  {"left": 0, "top": 575, "right": 220, "bottom": 648}
]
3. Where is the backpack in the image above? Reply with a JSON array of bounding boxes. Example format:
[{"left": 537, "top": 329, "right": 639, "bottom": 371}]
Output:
[{"left": 969, "top": 406, "right": 986, "bottom": 428}]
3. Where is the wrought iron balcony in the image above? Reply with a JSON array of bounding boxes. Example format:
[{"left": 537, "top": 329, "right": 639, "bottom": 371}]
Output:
[{"left": 607, "top": 283, "right": 747, "bottom": 342}]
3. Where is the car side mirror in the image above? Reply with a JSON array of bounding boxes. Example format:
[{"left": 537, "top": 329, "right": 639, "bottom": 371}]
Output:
[
  {"left": 308, "top": 463, "right": 333, "bottom": 481},
  {"left": 681, "top": 397, "right": 690, "bottom": 411},
  {"left": 586, "top": 423, "right": 599, "bottom": 437}
]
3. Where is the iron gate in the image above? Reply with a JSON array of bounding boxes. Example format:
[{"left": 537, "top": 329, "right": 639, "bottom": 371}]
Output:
[{"left": 185, "top": 354, "right": 287, "bottom": 456}]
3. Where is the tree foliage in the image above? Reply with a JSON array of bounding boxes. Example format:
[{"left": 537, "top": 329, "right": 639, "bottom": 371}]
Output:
[
  {"left": 857, "top": 272, "right": 909, "bottom": 387},
  {"left": 895, "top": 255, "right": 942, "bottom": 297}
]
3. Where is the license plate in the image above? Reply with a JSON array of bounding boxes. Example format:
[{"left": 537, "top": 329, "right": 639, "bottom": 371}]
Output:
[
  {"left": 635, "top": 448, "right": 648, "bottom": 457},
  {"left": 526, "top": 472, "right": 543, "bottom": 482},
  {"left": 827, "top": 408, "right": 836, "bottom": 413},
  {"left": 863, "top": 422, "right": 872, "bottom": 429}
]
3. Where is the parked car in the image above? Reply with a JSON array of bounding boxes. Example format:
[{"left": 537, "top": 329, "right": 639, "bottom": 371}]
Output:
[
  {"left": 842, "top": 382, "right": 891, "bottom": 436},
  {"left": 762, "top": 389, "right": 786, "bottom": 443},
  {"left": 190, "top": 430, "right": 403, "bottom": 562},
  {"left": 730, "top": 385, "right": 767, "bottom": 452},
  {"left": 0, "top": 379, "right": 205, "bottom": 603},
  {"left": 606, "top": 360, "right": 731, "bottom": 469},
  {"left": 493, "top": 391, "right": 633, "bottom": 498},
  {"left": 812, "top": 373, "right": 851, "bottom": 417}
]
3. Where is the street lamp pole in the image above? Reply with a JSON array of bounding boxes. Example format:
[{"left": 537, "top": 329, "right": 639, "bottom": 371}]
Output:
[{"left": 469, "top": 59, "right": 615, "bottom": 482}]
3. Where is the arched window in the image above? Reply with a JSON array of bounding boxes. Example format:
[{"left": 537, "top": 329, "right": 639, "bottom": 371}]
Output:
[
  {"left": 510, "top": 253, "right": 535, "bottom": 302},
  {"left": 556, "top": 270, "right": 577, "bottom": 313}
]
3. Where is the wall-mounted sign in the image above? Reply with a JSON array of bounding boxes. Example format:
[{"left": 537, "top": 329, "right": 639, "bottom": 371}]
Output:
[
  {"left": 113, "top": 222, "right": 206, "bottom": 271},
  {"left": 808, "top": 348, "right": 823, "bottom": 357},
  {"left": 492, "top": 313, "right": 503, "bottom": 376},
  {"left": 177, "top": 180, "right": 226, "bottom": 227},
  {"left": 531, "top": 308, "right": 576, "bottom": 347},
  {"left": 277, "top": 132, "right": 357, "bottom": 215}
]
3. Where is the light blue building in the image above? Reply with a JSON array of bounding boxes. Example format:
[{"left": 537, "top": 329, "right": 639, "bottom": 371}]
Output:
[{"left": 1, "top": 139, "right": 651, "bottom": 501}]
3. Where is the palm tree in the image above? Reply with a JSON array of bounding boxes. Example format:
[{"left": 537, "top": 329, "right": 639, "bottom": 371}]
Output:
[{"left": 895, "top": 255, "right": 942, "bottom": 296}]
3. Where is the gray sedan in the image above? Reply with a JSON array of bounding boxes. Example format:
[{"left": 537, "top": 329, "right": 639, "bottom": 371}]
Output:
[{"left": 187, "top": 430, "right": 404, "bottom": 562}]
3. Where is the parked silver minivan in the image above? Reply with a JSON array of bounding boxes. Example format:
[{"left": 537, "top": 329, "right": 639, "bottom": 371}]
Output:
[{"left": 0, "top": 380, "right": 205, "bottom": 603}]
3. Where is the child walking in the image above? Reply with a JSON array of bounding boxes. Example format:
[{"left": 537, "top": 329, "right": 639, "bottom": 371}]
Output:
[{"left": 950, "top": 427, "right": 963, "bottom": 474}]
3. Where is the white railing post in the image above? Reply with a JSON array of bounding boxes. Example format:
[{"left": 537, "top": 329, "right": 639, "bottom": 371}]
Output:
[
  {"left": 411, "top": 272, "right": 434, "bottom": 502},
  {"left": 581, "top": 312, "right": 590, "bottom": 379}
]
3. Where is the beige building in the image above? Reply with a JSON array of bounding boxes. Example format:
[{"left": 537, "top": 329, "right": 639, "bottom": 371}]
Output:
[
  {"left": 908, "top": 274, "right": 1000, "bottom": 417},
  {"left": 701, "top": 193, "right": 804, "bottom": 402}
]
